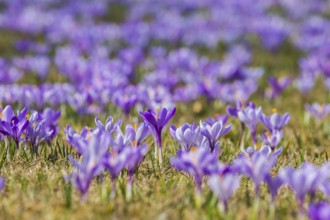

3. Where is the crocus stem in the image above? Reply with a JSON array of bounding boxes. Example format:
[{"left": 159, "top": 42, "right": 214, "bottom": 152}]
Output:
[
  {"left": 252, "top": 131, "right": 257, "bottom": 149},
  {"left": 218, "top": 200, "right": 228, "bottom": 213},
  {"left": 194, "top": 186, "right": 202, "bottom": 209},
  {"left": 154, "top": 141, "right": 158, "bottom": 160},
  {"left": 269, "top": 201, "right": 275, "bottom": 220},
  {"left": 298, "top": 201, "right": 305, "bottom": 219},
  {"left": 250, "top": 196, "right": 260, "bottom": 220},
  {"left": 5, "top": 138, "right": 10, "bottom": 162},
  {"left": 110, "top": 180, "right": 116, "bottom": 200},
  {"left": 15, "top": 140, "right": 19, "bottom": 149},
  {"left": 126, "top": 174, "right": 133, "bottom": 201},
  {"left": 239, "top": 123, "right": 245, "bottom": 148},
  {"left": 80, "top": 192, "right": 88, "bottom": 204},
  {"left": 158, "top": 147, "right": 163, "bottom": 165}
]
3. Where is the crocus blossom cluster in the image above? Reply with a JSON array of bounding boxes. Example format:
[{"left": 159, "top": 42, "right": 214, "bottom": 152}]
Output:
[
  {"left": 0, "top": 105, "right": 60, "bottom": 152},
  {"left": 227, "top": 101, "right": 290, "bottom": 149},
  {"left": 0, "top": 1, "right": 329, "bottom": 219},
  {"left": 170, "top": 119, "right": 231, "bottom": 153},
  {"left": 65, "top": 114, "right": 150, "bottom": 198}
]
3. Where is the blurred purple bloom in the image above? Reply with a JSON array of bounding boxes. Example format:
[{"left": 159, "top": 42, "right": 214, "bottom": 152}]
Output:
[
  {"left": 64, "top": 132, "right": 110, "bottom": 198},
  {"left": 205, "top": 114, "right": 228, "bottom": 126},
  {"left": 237, "top": 106, "right": 262, "bottom": 145},
  {"left": 65, "top": 125, "right": 98, "bottom": 154},
  {"left": 308, "top": 202, "right": 330, "bottom": 220},
  {"left": 27, "top": 111, "right": 55, "bottom": 154},
  {"left": 170, "top": 147, "right": 220, "bottom": 193},
  {"left": 208, "top": 168, "right": 241, "bottom": 212},
  {"left": 95, "top": 116, "right": 122, "bottom": 134},
  {"left": 103, "top": 151, "right": 127, "bottom": 181},
  {"left": 234, "top": 146, "right": 282, "bottom": 193},
  {"left": 122, "top": 144, "right": 148, "bottom": 176},
  {"left": 121, "top": 144, "right": 148, "bottom": 200},
  {"left": 319, "top": 163, "right": 330, "bottom": 197},
  {"left": 260, "top": 111, "right": 290, "bottom": 132},
  {"left": 41, "top": 108, "right": 61, "bottom": 140},
  {"left": 113, "top": 123, "right": 149, "bottom": 152},
  {"left": 112, "top": 85, "right": 139, "bottom": 116},
  {"left": 265, "top": 174, "right": 283, "bottom": 202},
  {"left": 258, "top": 130, "right": 283, "bottom": 150},
  {"left": 305, "top": 103, "right": 330, "bottom": 121},
  {"left": 266, "top": 76, "right": 291, "bottom": 99},
  {"left": 226, "top": 100, "right": 255, "bottom": 118},
  {"left": 0, "top": 177, "right": 5, "bottom": 192},
  {"left": 309, "top": 202, "right": 330, "bottom": 220},
  {"left": 279, "top": 163, "right": 325, "bottom": 205}
]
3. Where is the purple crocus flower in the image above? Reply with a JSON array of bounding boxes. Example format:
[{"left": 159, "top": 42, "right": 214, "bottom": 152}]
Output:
[
  {"left": 111, "top": 124, "right": 135, "bottom": 153},
  {"left": 260, "top": 111, "right": 290, "bottom": 132},
  {"left": 199, "top": 120, "right": 231, "bottom": 153},
  {"left": 170, "top": 147, "right": 221, "bottom": 194},
  {"left": 64, "top": 132, "right": 110, "bottom": 199},
  {"left": 237, "top": 106, "right": 263, "bottom": 145},
  {"left": 319, "top": 163, "right": 330, "bottom": 197},
  {"left": 234, "top": 146, "right": 282, "bottom": 193},
  {"left": 0, "top": 105, "right": 29, "bottom": 148},
  {"left": 112, "top": 86, "right": 139, "bottom": 116},
  {"left": 226, "top": 100, "right": 255, "bottom": 118},
  {"left": 26, "top": 111, "right": 54, "bottom": 155},
  {"left": 103, "top": 151, "right": 128, "bottom": 199},
  {"left": 308, "top": 202, "right": 330, "bottom": 220},
  {"left": 258, "top": 130, "right": 283, "bottom": 150},
  {"left": 112, "top": 123, "right": 149, "bottom": 152},
  {"left": 140, "top": 107, "right": 176, "bottom": 163},
  {"left": 121, "top": 144, "right": 148, "bottom": 200},
  {"left": 208, "top": 167, "right": 241, "bottom": 213},
  {"left": 95, "top": 116, "right": 122, "bottom": 134},
  {"left": 265, "top": 174, "right": 283, "bottom": 202},
  {"left": 40, "top": 108, "right": 61, "bottom": 141},
  {"left": 205, "top": 114, "right": 228, "bottom": 127},
  {"left": 265, "top": 76, "right": 291, "bottom": 99},
  {"left": 65, "top": 125, "right": 96, "bottom": 154},
  {"left": 279, "top": 163, "right": 325, "bottom": 210},
  {"left": 305, "top": 103, "right": 330, "bottom": 121},
  {"left": 170, "top": 123, "right": 204, "bottom": 151}
]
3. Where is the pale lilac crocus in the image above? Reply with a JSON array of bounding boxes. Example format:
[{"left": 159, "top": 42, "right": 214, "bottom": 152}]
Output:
[
  {"left": 279, "top": 163, "right": 326, "bottom": 213},
  {"left": 237, "top": 106, "right": 263, "bottom": 146},
  {"left": 170, "top": 147, "right": 221, "bottom": 195},
  {"left": 258, "top": 130, "right": 283, "bottom": 150},
  {"left": 234, "top": 146, "right": 282, "bottom": 193},
  {"left": 170, "top": 123, "right": 204, "bottom": 151},
  {"left": 64, "top": 132, "right": 110, "bottom": 200},
  {"left": 208, "top": 167, "right": 241, "bottom": 213},
  {"left": 199, "top": 120, "right": 231, "bottom": 153},
  {"left": 95, "top": 116, "right": 122, "bottom": 134},
  {"left": 260, "top": 111, "right": 290, "bottom": 132},
  {"left": 305, "top": 103, "right": 330, "bottom": 121}
]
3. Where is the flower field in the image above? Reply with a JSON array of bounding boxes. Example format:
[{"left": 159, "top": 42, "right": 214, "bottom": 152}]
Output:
[{"left": 0, "top": 1, "right": 329, "bottom": 219}]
